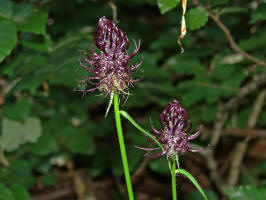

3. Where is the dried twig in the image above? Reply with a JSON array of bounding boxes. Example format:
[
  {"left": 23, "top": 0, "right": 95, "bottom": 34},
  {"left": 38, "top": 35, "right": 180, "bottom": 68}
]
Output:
[
  {"left": 204, "top": 74, "right": 266, "bottom": 194},
  {"left": 191, "top": 0, "right": 266, "bottom": 67},
  {"left": 227, "top": 89, "right": 266, "bottom": 187},
  {"left": 204, "top": 128, "right": 266, "bottom": 138},
  {"left": 132, "top": 157, "right": 150, "bottom": 185}
]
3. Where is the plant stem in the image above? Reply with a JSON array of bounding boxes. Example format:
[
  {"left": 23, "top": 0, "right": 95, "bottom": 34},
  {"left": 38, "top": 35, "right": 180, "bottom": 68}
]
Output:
[
  {"left": 171, "top": 160, "right": 177, "bottom": 200},
  {"left": 113, "top": 93, "right": 134, "bottom": 200}
]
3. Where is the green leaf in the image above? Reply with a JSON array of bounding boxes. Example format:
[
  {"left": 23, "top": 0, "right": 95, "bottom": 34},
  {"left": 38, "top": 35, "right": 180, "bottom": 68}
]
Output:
[
  {"left": 0, "top": 117, "right": 42, "bottom": 152},
  {"left": 185, "top": 190, "right": 218, "bottom": 200},
  {"left": 13, "top": 4, "right": 48, "bottom": 34},
  {"left": 238, "top": 31, "right": 266, "bottom": 51},
  {"left": 0, "top": 19, "right": 17, "bottom": 63},
  {"left": 21, "top": 34, "right": 53, "bottom": 53},
  {"left": 10, "top": 184, "right": 31, "bottom": 200},
  {"left": 0, "top": 0, "right": 13, "bottom": 19},
  {"left": 65, "top": 132, "right": 94, "bottom": 155},
  {"left": 182, "top": 87, "right": 205, "bottom": 107},
  {"left": 2, "top": 97, "right": 33, "bottom": 121},
  {"left": 226, "top": 185, "right": 266, "bottom": 200},
  {"left": 250, "top": 4, "right": 266, "bottom": 24},
  {"left": 8, "top": 160, "right": 36, "bottom": 188},
  {"left": 176, "top": 168, "right": 208, "bottom": 200},
  {"left": 166, "top": 55, "right": 205, "bottom": 76},
  {"left": 157, "top": 0, "right": 180, "bottom": 14},
  {"left": 186, "top": 7, "right": 208, "bottom": 30},
  {"left": 31, "top": 132, "right": 58, "bottom": 156},
  {"left": 41, "top": 173, "right": 57, "bottom": 187},
  {"left": 149, "top": 157, "right": 169, "bottom": 174},
  {"left": 0, "top": 183, "right": 14, "bottom": 200}
]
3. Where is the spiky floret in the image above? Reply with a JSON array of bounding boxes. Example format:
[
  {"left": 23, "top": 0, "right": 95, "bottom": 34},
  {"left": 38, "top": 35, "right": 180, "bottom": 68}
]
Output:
[
  {"left": 79, "top": 16, "right": 142, "bottom": 97},
  {"left": 140, "top": 100, "right": 203, "bottom": 159}
]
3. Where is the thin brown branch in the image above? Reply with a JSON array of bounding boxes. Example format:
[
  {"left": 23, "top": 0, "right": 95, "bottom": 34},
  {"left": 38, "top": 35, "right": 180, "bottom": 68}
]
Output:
[
  {"left": 227, "top": 89, "right": 266, "bottom": 187},
  {"left": 191, "top": 0, "right": 266, "bottom": 67},
  {"left": 132, "top": 157, "right": 150, "bottom": 185},
  {"left": 203, "top": 73, "right": 266, "bottom": 194},
  {"left": 204, "top": 128, "right": 266, "bottom": 138}
]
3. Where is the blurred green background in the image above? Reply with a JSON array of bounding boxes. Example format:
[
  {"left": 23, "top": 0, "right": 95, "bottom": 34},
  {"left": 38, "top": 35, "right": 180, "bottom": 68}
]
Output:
[{"left": 1, "top": 0, "right": 266, "bottom": 199}]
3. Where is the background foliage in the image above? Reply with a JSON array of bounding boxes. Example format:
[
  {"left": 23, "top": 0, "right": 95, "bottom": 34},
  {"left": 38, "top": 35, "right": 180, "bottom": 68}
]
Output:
[{"left": 0, "top": 0, "right": 266, "bottom": 199}]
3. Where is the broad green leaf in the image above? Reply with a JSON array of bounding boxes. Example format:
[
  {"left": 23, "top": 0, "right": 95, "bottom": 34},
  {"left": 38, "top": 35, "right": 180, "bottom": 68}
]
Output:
[
  {"left": 13, "top": 4, "right": 48, "bottom": 34},
  {"left": 65, "top": 132, "right": 94, "bottom": 155},
  {"left": 157, "top": 0, "right": 180, "bottom": 14},
  {"left": 238, "top": 31, "right": 266, "bottom": 51},
  {"left": 31, "top": 132, "right": 58, "bottom": 156},
  {"left": 2, "top": 97, "right": 32, "bottom": 121},
  {"left": 200, "top": 105, "right": 218, "bottom": 123},
  {"left": 226, "top": 185, "right": 266, "bottom": 200},
  {"left": 10, "top": 184, "right": 31, "bottom": 200},
  {"left": 41, "top": 173, "right": 57, "bottom": 187},
  {"left": 0, "top": 183, "right": 14, "bottom": 200},
  {"left": 186, "top": 7, "right": 208, "bottom": 30},
  {"left": 8, "top": 160, "right": 36, "bottom": 188},
  {"left": 149, "top": 157, "right": 169, "bottom": 174},
  {"left": 176, "top": 168, "right": 208, "bottom": 200},
  {"left": 90, "top": 149, "right": 109, "bottom": 178},
  {"left": 0, "top": 117, "right": 42, "bottom": 152},
  {"left": 0, "top": 0, "right": 13, "bottom": 19},
  {"left": 250, "top": 4, "right": 266, "bottom": 24},
  {"left": 0, "top": 19, "right": 17, "bottom": 63},
  {"left": 21, "top": 33, "right": 53, "bottom": 53},
  {"left": 185, "top": 190, "right": 218, "bottom": 200},
  {"left": 182, "top": 87, "right": 205, "bottom": 107},
  {"left": 220, "top": 7, "right": 248, "bottom": 15},
  {"left": 166, "top": 55, "right": 205, "bottom": 76}
]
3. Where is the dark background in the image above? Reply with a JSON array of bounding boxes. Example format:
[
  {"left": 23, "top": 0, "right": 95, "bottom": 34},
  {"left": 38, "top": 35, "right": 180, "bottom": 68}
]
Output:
[{"left": 0, "top": 0, "right": 266, "bottom": 199}]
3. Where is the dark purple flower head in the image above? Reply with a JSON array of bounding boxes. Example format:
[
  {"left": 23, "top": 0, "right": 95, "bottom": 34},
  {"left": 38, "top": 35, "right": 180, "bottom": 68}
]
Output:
[
  {"left": 79, "top": 16, "right": 142, "bottom": 97},
  {"left": 141, "top": 100, "right": 203, "bottom": 159}
]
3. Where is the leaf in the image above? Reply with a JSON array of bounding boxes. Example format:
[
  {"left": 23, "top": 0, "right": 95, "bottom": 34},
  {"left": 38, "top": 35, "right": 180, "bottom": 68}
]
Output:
[
  {"left": 0, "top": 19, "right": 17, "bottom": 63},
  {"left": 185, "top": 190, "right": 218, "bottom": 200},
  {"left": 226, "top": 185, "right": 266, "bottom": 200},
  {"left": 31, "top": 132, "right": 58, "bottom": 156},
  {"left": 166, "top": 55, "right": 205, "bottom": 76},
  {"left": 2, "top": 97, "right": 33, "bottom": 121},
  {"left": 13, "top": 4, "right": 48, "bottom": 34},
  {"left": 186, "top": 7, "right": 208, "bottom": 30},
  {"left": 0, "top": 0, "right": 13, "bottom": 19},
  {"left": 8, "top": 160, "right": 36, "bottom": 188},
  {"left": 65, "top": 132, "right": 94, "bottom": 155},
  {"left": 0, "top": 117, "right": 42, "bottom": 152},
  {"left": 41, "top": 173, "right": 57, "bottom": 187},
  {"left": 0, "top": 183, "right": 14, "bottom": 200},
  {"left": 238, "top": 31, "right": 266, "bottom": 51},
  {"left": 157, "top": 0, "right": 180, "bottom": 14},
  {"left": 176, "top": 168, "right": 208, "bottom": 200},
  {"left": 149, "top": 157, "right": 169, "bottom": 174},
  {"left": 182, "top": 87, "right": 205, "bottom": 107},
  {"left": 250, "top": 4, "right": 266, "bottom": 24},
  {"left": 21, "top": 33, "right": 53, "bottom": 53},
  {"left": 10, "top": 184, "right": 31, "bottom": 200}
]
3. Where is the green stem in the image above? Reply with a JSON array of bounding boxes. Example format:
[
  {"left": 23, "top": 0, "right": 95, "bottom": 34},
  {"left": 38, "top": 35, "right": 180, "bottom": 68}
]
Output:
[
  {"left": 171, "top": 160, "right": 177, "bottom": 200},
  {"left": 113, "top": 93, "right": 134, "bottom": 200}
]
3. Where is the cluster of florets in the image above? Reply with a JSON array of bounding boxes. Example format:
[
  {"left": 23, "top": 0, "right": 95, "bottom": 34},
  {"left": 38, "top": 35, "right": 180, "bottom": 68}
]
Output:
[
  {"left": 147, "top": 100, "right": 203, "bottom": 159},
  {"left": 79, "top": 16, "right": 142, "bottom": 96}
]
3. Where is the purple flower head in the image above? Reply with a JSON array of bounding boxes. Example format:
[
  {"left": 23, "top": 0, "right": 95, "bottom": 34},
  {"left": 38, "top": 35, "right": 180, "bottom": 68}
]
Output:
[
  {"left": 141, "top": 100, "right": 203, "bottom": 159},
  {"left": 79, "top": 16, "right": 142, "bottom": 97}
]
